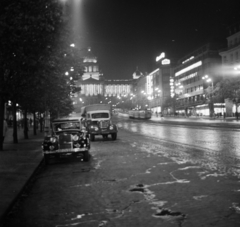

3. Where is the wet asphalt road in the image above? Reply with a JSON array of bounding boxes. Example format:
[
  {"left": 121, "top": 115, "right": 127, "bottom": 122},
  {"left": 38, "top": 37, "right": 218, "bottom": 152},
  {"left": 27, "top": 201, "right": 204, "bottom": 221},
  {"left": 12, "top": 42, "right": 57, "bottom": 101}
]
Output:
[
  {"left": 3, "top": 116, "right": 240, "bottom": 227},
  {"left": 116, "top": 116, "right": 240, "bottom": 175}
]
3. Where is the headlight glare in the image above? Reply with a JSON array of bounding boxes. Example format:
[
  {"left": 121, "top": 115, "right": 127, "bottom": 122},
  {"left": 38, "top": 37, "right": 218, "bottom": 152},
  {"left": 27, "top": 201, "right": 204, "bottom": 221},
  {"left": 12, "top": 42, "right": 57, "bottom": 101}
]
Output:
[
  {"left": 72, "top": 135, "right": 79, "bottom": 141},
  {"left": 50, "top": 137, "right": 57, "bottom": 143}
]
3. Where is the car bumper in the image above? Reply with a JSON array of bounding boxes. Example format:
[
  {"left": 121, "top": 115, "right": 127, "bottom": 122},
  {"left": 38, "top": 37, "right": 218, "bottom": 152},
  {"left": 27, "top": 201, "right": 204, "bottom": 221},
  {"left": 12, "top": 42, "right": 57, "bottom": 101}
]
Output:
[
  {"left": 89, "top": 129, "right": 117, "bottom": 135},
  {"left": 43, "top": 147, "right": 89, "bottom": 154}
]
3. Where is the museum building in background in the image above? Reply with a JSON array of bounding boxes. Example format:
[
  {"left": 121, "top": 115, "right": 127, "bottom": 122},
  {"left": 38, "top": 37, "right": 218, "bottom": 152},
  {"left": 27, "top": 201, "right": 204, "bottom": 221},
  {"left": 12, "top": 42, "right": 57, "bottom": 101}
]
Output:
[{"left": 72, "top": 48, "right": 132, "bottom": 112}]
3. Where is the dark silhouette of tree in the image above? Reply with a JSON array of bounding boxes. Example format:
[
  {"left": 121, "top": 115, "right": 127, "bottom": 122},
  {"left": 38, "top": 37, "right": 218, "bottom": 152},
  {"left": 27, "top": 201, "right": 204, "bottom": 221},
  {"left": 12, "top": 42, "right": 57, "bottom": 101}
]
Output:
[{"left": 0, "top": 0, "right": 82, "bottom": 148}]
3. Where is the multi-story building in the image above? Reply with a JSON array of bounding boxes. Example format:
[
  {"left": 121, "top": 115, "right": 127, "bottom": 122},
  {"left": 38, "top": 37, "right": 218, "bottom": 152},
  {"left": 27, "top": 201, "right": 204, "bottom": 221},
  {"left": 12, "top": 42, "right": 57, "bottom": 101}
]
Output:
[
  {"left": 72, "top": 48, "right": 132, "bottom": 112},
  {"left": 133, "top": 53, "right": 174, "bottom": 114},
  {"left": 219, "top": 22, "right": 240, "bottom": 116},
  {"left": 174, "top": 43, "right": 224, "bottom": 116},
  {"left": 72, "top": 44, "right": 227, "bottom": 117}
]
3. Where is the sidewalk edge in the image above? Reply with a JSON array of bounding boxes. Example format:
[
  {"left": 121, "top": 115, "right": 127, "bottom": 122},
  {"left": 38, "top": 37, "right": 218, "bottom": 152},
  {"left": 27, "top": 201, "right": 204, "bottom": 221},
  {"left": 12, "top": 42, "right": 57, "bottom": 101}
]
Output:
[{"left": 0, "top": 158, "right": 44, "bottom": 224}]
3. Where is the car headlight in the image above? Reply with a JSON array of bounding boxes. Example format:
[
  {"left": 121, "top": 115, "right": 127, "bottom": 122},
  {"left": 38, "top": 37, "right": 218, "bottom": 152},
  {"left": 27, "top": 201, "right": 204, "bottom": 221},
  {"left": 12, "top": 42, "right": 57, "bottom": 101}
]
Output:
[
  {"left": 50, "top": 137, "right": 57, "bottom": 143},
  {"left": 109, "top": 125, "right": 114, "bottom": 130},
  {"left": 49, "top": 145, "right": 55, "bottom": 150},
  {"left": 72, "top": 135, "right": 79, "bottom": 141},
  {"left": 90, "top": 125, "right": 99, "bottom": 131}
]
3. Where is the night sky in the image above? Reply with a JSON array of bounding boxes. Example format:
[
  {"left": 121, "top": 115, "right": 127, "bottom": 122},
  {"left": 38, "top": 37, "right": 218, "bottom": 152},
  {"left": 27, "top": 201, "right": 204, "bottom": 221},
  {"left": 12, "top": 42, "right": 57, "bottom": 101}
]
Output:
[{"left": 74, "top": 0, "right": 240, "bottom": 80}]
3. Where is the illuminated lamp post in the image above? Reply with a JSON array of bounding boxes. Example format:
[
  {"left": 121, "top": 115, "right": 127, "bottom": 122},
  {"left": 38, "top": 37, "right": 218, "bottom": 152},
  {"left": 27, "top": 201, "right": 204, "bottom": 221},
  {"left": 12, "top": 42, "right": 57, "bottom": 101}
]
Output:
[
  {"left": 233, "top": 66, "right": 240, "bottom": 120},
  {"left": 141, "top": 90, "right": 148, "bottom": 109},
  {"left": 175, "top": 82, "right": 185, "bottom": 116},
  {"left": 154, "top": 87, "right": 162, "bottom": 113},
  {"left": 202, "top": 75, "right": 214, "bottom": 117},
  {"left": 169, "top": 77, "right": 175, "bottom": 115},
  {"left": 232, "top": 94, "right": 239, "bottom": 120}
]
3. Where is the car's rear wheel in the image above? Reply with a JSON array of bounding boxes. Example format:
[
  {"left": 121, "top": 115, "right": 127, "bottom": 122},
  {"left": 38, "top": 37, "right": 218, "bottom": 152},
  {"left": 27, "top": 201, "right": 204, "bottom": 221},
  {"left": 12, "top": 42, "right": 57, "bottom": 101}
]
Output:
[{"left": 111, "top": 133, "right": 117, "bottom": 140}]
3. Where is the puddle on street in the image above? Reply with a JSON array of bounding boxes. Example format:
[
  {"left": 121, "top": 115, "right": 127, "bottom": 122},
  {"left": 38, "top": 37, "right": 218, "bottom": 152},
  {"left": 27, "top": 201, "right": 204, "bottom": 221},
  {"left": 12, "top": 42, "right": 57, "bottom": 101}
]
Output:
[
  {"left": 128, "top": 183, "right": 187, "bottom": 225},
  {"left": 152, "top": 207, "right": 186, "bottom": 226},
  {"left": 129, "top": 183, "right": 185, "bottom": 221}
]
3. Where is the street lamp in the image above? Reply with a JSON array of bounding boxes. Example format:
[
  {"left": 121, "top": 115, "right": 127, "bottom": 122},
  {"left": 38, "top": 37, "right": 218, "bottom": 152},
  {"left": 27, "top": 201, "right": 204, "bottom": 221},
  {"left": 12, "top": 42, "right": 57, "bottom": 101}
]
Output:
[
  {"left": 202, "top": 75, "right": 214, "bottom": 117},
  {"left": 202, "top": 75, "right": 213, "bottom": 89}
]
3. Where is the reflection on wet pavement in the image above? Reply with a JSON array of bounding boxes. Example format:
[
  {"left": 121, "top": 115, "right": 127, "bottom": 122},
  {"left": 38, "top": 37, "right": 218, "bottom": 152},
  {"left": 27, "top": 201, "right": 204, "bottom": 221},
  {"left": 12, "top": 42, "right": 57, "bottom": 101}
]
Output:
[
  {"left": 128, "top": 137, "right": 240, "bottom": 177},
  {"left": 118, "top": 121, "right": 240, "bottom": 169},
  {"left": 55, "top": 121, "right": 240, "bottom": 227}
]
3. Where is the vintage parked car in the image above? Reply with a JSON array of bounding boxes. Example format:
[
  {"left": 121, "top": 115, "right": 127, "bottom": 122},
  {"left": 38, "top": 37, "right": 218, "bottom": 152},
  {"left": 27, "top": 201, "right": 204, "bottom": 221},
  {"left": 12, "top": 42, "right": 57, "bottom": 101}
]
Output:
[
  {"left": 81, "top": 104, "right": 118, "bottom": 141},
  {"left": 42, "top": 117, "right": 90, "bottom": 164}
]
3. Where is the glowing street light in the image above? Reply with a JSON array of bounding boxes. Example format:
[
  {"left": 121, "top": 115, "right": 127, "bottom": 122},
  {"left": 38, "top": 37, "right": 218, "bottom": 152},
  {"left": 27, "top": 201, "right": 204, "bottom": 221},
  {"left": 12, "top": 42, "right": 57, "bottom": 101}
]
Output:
[
  {"left": 202, "top": 75, "right": 213, "bottom": 89},
  {"left": 202, "top": 75, "right": 215, "bottom": 117},
  {"left": 234, "top": 65, "right": 240, "bottom": 71}
]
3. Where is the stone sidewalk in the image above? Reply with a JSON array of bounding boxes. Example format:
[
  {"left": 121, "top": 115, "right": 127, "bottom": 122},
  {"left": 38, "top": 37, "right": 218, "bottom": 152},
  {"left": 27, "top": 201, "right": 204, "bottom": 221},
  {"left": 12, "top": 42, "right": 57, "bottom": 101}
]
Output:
[{"left": 0, "top": 126, "right": 44, "bottom": 224}]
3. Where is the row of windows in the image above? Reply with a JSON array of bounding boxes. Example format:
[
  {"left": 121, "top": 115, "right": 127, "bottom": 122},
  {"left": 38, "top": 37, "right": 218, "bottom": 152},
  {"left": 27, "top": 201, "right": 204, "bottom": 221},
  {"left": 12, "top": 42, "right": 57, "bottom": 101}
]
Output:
[
  {"left": 85, "top": 65, "right": 98, "bottom": 73},
  {"left": 228, "top": 35, "right": 240, "bottom": 48},
  {"left": 185, "top": 85, "right": 203, "bottom": 93},
  {"left": 181, "top": 75, "right": 201, "bottom": 85},
  {"left": 178, "top": 94, "right": 205, "bottom": 104},
  {"left": 223, "top": 51, "right": 239, "bottom": 64}
]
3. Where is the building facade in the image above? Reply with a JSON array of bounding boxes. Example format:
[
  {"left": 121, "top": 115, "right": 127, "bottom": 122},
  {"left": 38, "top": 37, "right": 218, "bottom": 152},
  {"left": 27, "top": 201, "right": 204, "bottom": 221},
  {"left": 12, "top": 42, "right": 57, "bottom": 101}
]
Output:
[
  {"left": 72, "top": 43, "right": 229, "bottom": 116},
  {"left": 132, "top": 54, "right": 174, "bottom": 114},
  {"left": 72, "top": 48, "right": 132, "bottom": 112},
  {"left": 174, "top": 43, "right": 224, "bottom": 116},
  {"left": 219, "top": 23, "right": 240, "bottom": 116}
]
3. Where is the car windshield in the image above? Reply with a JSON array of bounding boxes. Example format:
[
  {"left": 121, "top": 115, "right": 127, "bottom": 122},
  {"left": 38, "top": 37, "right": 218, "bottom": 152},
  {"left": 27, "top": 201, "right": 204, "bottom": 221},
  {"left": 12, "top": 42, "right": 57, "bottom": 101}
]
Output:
[
  {"left": 52, "top": 121, "right": 80, "bottom": 132},
  {"left": 91, "top": 113, "right": 109, "bottom": 119}
]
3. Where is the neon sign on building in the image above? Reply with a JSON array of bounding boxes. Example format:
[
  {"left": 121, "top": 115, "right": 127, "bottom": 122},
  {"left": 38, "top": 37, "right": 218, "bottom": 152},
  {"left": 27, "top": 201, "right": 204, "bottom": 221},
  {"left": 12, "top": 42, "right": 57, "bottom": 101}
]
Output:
[
  {"left": 162, "top": 59, "right": 171, "bottom": 65},
  {"left": 156, "top": 52, "right": 165, "bottom": 62}
]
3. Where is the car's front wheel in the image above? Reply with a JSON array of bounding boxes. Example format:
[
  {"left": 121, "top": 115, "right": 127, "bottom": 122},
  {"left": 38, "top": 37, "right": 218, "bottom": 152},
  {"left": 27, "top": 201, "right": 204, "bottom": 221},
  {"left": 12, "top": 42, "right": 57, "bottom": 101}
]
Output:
[
  {"left": 90, "top": 134, "right": 95, "bottom": 141},
  {"left": 83, "top": 151, "right": 90, "bottom": 162},
  {"left": 44, "top": 154, "right": 50, "bottom": 165}
]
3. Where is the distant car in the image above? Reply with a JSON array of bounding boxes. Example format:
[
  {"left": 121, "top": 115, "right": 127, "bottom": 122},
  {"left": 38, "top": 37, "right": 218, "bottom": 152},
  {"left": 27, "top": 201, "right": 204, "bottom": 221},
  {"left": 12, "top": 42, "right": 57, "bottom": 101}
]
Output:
[{"left": 42, "top": 117, "right": 90, "bottom": 164}]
